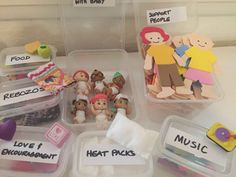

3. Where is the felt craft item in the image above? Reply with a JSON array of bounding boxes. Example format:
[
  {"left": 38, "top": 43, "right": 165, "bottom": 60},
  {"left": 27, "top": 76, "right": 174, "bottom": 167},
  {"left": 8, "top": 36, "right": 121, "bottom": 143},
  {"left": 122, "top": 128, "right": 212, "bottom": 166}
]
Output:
[
  {"left": 207, "top": 122, "right": 236, "bottom": 152},
  {"left": 24, "top": 41, "right": 41, "bottom": 54},
  {"left": 0, "top": 119, "right": 16, "bottom": 141},
  {"left": 37, "top": 45, "right": 52, "bottom": 58},
  {"left": 28, "top": 62, "right": 75, "bottom": 94},
  {"left": 45, "top": 122, "right": 70, "bottom": 148},
  {"left": 106, "top": 113, "right": 159, "bottom": 158}
]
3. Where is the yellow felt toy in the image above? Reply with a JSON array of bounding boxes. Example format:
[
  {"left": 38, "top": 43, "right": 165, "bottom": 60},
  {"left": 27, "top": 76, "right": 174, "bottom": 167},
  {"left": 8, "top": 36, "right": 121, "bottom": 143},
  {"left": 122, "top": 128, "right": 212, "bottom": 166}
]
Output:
[{"left": 207, "top": 123, "right": 236, "bottom": 152}]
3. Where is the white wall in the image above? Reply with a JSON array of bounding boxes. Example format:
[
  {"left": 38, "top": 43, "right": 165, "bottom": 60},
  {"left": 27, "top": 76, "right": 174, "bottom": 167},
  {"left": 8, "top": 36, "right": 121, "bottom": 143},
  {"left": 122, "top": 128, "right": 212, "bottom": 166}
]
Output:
[{"left": 0, "top": 0, "right": 236, "bottom": 54}]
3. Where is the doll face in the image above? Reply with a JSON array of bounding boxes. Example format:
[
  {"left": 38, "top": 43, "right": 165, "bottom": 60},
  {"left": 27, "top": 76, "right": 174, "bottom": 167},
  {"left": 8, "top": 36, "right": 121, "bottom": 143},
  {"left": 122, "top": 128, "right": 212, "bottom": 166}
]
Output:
[
  {"left": 114, "top": 98, "right": 128, "bottom": 109},
  {"left": 113, "top": 75, "right": 125, "bottom": 88},
  {"left": 91, "top": 70, "right": 105, "bottom": 82},
  {"left": 172, "top": 36, "right": 183, "bottom": 48},
  {"left": 75, "top": 100, "right": 87, "bottom": 111},
  {"left": 74, "top": 72, "right": 88, "bottom": 82},
  {"left": 189, "top": 34, "right": 214, "bottom": 50},
  {"left": 94, "top": 99, "right": 108, "bottom": 110},
  {"left": 145, "top": 32, "right": 164, "bottom": 44}
]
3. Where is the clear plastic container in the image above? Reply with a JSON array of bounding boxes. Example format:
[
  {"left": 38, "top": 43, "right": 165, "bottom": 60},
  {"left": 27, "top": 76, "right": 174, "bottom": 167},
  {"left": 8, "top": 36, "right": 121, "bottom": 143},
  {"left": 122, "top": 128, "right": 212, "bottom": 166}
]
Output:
[
  {"left": 0, "top": 45, "right": 57, "bottom": 81},
  {"left": 60, "top": 0, "right": 126, "bottom": 54},
  {"left": 0, "top": 79, "right": 63, "bottom": 127},
  {"left": 71, "top": 131, "right": 153, "bottom": 177},
  {"left": 132, "top": 0, "right": 224, "bottom": 106},
  {"left": 0, "top": 126, "right": 73, "bottom": 177},
  {"left": 60, "top": 1, "right": 140, "bottom": 131},
  {"left": 156, "top": 115, "right": 233, "bottom": 177},
  {"left": 62, "top": 50, "right": 139, "bottom": 132}
]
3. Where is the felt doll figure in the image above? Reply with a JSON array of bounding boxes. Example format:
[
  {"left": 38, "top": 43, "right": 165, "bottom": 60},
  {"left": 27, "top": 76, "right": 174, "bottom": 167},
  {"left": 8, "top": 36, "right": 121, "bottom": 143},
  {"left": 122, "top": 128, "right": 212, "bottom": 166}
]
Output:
[
  {"left": 90, "top": 94, "right": 112, "bottom": 129},
  {"left": 114, "top": 94, "right": 131, "bottom": 117},
  {"left": 90, "top": 70, "right": 107, "bottom": 94},
  {"left": 72, "top": 95, "right": 89, "bottom": 124},
  {"left": 140, "top": 27, "right": 193, "bottom": 98},
  {"left": 107, "top": 72, "right": 126, "bottom": 100},
  {"left": 182, "top": 33, "right": 218, "bottom": 98},
  {"left": 73, "top": 70, "right": 91, "bottom": 96}
]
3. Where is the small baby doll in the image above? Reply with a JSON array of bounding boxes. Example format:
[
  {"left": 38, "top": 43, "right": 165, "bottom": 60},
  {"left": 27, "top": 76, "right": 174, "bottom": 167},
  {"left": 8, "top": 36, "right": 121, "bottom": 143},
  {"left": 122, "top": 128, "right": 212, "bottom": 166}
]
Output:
[
  {"left": 114, "top": 94, "right": 131, "bottom": 117},
  {"left": 90, "top": 94, "right": 112, "bottom": 129},
  {"left": 72, "top": 95, "right": 89, "bottom": 124},
  {"left": 90, "top": 70, "right": 107, "bottom": 94},
  {"left": 73, "top": 70, "right": 90, "bottom": 95},
  {"left": 107, "top": 72, "right": 126, "bottom": 100}
]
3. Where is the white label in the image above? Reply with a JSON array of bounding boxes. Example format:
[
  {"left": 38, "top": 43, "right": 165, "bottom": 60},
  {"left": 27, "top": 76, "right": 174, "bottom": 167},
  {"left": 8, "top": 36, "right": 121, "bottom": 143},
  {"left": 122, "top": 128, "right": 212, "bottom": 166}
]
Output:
[
  {"left": 73, "top": 0, "right": 115, "bottom": 7},
  {"left": 5, "top": 53, "right": 50, "bottom": 66},
  {"left": 0, "top": 85, "right": 51, "bottom": 107},
  {"left": 165, "top": 127, "right": 227, "bottom": 166},
  {"left": 147, "top": 7, "right": 187, "bottom": 25},
  {"left": 82, "top": 144, "right": 145, "bottom": 165},
  {"left": 0, "top": 139, "right": 61, "bottom": 164}
]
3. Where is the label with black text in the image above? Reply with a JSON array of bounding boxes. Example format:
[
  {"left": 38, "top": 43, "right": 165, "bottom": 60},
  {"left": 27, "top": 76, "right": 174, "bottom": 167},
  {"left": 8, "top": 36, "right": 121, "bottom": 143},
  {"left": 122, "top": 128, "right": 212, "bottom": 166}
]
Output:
[
  {"left": 0, "top": 85, "right": 51, "bottom": 107},
  {"left": 0, "top": 139, "right": 61, "bottom": 164},
  {"left": 5, "top": 53, "right": 50, "bottom": 66},
  {"left": 147, "top": 7, "right": 187, "bottom": 25},
  {"left": 73, "top": 0, "right": 115, "bottom": 7},
  {"left": 165, "top": 127, "right": 227, "bottom": 166},
  {"left": 82, "top": 144, "right": 145, "bottom": 165}
]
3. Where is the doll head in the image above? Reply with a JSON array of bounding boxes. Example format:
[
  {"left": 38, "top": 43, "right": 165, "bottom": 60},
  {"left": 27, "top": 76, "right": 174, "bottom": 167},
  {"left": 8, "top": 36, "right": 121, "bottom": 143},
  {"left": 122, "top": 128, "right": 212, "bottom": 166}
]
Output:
[
  {"left": 140, "top": 27, "right": 170, "bottom": 45},
  {"left": 172, "top": 36, "right": 183, "bottom": 48},
  {"left": 114, "top": 94, "right": 129, "bottom": 110},
  {"left": 73, "top": 95, "right": 88, "bottom": 111},
  {"left": 73, "top": 70, "right": 89, "bottom": 82},
  {"left": 112, "top": 72, "right": 125, "bottom": 89},
  {"left": 90, "top": 94, "right": 108, "bottom": 110},
  {"left": 91, "top": 69, "right": 105, "bottom": 82},
  {"left": 188, "top": 33, "right": 214, "bottom": 50}
]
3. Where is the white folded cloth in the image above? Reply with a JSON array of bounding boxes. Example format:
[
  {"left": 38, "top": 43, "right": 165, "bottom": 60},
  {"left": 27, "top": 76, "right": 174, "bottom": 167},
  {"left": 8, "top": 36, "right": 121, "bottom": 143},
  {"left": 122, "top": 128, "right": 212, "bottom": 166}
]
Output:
[{"left": 106, "top": 113, "right": 159, "bottom": 158}]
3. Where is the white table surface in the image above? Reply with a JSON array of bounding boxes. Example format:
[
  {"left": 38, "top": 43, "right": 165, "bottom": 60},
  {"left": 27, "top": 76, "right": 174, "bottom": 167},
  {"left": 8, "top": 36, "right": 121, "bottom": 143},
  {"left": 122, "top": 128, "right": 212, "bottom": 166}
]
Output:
[{"left": 56, "top": 46, "right": 236, "bottom": 177}]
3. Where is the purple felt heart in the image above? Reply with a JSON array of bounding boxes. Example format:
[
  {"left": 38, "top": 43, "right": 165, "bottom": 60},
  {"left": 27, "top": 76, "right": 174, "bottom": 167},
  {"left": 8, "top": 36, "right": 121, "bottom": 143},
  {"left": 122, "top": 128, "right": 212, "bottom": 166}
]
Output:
[{"left": 0, "top": 119, "right": 16, "bottom": 141}]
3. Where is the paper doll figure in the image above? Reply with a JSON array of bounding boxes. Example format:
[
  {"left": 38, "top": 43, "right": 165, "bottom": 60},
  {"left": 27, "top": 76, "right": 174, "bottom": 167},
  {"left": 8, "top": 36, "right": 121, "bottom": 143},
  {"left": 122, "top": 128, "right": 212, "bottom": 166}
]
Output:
[
  {"left": 28, "top": 62, "right": 75, "bottom": 94},
  {"left": 90, "top": 70, "right": 108, "bottom": 94},
  {"left": 107, "top": 72, "right": 126, "bottom": 100},
  {"left": 73, "top": 70, "right": 91, "bottom": 96},
  {"left": 182, "top": 33, "right": 218, "bottom": 98},
  {"left": 72, "top": 95, "right": 89, "bottom": 124},
  {"left": 140, "top": 27, "right": 192, "bottom": 98},
  {"left": 113, "top": 94, "right": 131, "bottom": 117},
  {"left": 90, "top": 94, "right": 112, "bottom": 129}
]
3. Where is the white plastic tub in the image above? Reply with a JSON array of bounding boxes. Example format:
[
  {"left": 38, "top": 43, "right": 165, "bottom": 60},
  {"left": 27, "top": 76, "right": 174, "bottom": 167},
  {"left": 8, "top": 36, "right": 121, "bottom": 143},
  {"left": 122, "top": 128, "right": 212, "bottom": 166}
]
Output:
[
  {"left": 156, "top": 116, "right": 233, "bottom": 177},
  {"left": 62, "top": 50, "right": 139, "bottom": 132},
  {"left": 71, "top": 131, "right": 153, "bottom": 177},
  {"left": 0, "top": 45, "right": 57, "bottom": 82},
  {"left": 0, "top": 126, "right": 73, "bottom": 177},
  {"left": 0, "top": 79, "right": 63, "bottom": 126}
]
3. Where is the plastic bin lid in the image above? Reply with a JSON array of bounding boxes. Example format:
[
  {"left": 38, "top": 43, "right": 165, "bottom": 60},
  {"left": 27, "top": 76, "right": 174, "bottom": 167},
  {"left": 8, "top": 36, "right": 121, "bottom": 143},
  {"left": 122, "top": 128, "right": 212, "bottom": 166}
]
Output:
[
  {"left": 71, "top": 131, "right": 153, "bottom": 177},
  {"left": 0, "top": 79, "right": 61, "bottom": 119},
  {"left": 60, "top": 0, "right": 126, "bottom": 54},
  {"left": 133, "top": 0, "right": 198, "bottom": 35},
  {"left": 0, "top": 45, "right": 57, "bottom": 76},
  {"left": 157, "top": 116, "right": 233, "bottom": 177},
  {"left": 0, "top": 126, "right": 73, "bottom": 177}
]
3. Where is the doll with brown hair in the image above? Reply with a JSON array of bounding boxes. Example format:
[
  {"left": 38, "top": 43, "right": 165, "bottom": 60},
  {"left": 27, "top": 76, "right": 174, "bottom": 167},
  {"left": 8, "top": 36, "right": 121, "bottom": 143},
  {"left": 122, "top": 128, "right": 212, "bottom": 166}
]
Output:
[
  {"left": 140, "top": 27, "right": 192, "bottom": 98},
  {"left": 73, "top": 70, "right": 91, "bottom": 95},
  {"left": 114, "top": 94, "right": 131, "bottom": 117},
  {"left": 90, "top": 69, "right": 108, "bottom": 94},
  {"left": 107, "top": 72, "right": 126, "bottom": 100},
  {"left": 90, "top": 94, "right": 112, "bottom": 129},
  {"left": 72, "top": 95, "right": 89, "bottom": 124}
]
